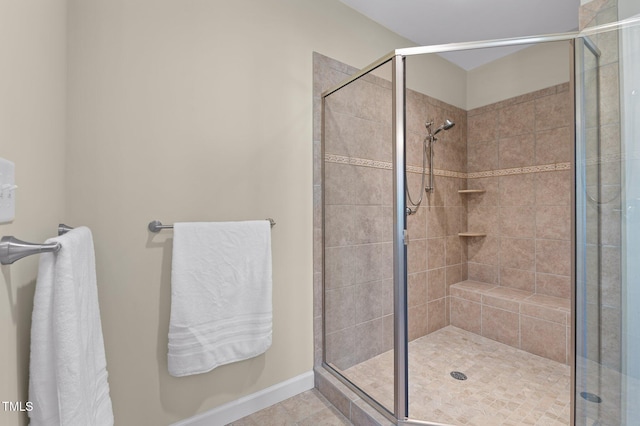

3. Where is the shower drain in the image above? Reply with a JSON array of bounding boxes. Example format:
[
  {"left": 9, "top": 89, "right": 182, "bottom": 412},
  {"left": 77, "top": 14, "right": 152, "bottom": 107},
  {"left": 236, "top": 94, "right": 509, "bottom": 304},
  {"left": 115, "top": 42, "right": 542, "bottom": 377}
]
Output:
[
  {"left": 580, "top": 392, "right": 602, "bottom": 403},
  {"left": 450, "top": 371, "right": 467, "bottom": 381}
]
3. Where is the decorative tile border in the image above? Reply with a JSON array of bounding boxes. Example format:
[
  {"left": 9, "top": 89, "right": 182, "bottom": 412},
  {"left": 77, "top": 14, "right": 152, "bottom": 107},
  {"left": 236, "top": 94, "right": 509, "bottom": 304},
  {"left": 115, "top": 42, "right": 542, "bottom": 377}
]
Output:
[
  {"left": 325, "top": 153, "right": 571, "bottom": 179},
  {"left": 467, "top": 162, "right": 571, "bottom": 179},
  {"left": 325, "top": 154, "right": 391, "bottom": 170},
  {"left": 409, "top": 164, "right": 467, "bottom": 179}
]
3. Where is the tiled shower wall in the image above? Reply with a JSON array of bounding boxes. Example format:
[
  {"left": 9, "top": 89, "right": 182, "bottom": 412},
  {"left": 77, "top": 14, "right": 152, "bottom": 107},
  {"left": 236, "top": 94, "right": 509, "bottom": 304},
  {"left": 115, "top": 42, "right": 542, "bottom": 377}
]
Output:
[
  {"left": 465, "top": 84, "right": 573, "bottom": 299},
  {"left": 404, "top": 92, "right": 467, "bottom": 342},
  {"left": 323, "top": 65, "right": 394, "bottom": 370}
]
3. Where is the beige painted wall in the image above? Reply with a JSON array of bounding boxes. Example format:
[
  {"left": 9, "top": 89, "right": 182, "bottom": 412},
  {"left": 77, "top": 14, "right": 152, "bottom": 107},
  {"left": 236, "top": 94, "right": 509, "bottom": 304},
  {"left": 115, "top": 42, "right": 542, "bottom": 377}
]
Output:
[
  {"left": 467, "top": 41, "right": 572, "bottom": 110},
  {"left": 0, "top": 1, "right": 67, "bottom": 426},
  {"left": 63, "top": 0, "right": 434, "bottom": 424},
  {"left": 406, "top": 55, "right": 468, "bottom": 109},
  {"left": 406, "top": 40, "right": 569, "bottom": 111}
]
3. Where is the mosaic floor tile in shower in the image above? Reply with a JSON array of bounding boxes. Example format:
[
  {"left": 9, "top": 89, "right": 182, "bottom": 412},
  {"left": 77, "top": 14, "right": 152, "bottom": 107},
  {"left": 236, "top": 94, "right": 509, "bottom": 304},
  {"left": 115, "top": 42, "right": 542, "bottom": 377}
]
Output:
[{"left": 342, "top": 326, "right": 571, "bottom": 425}]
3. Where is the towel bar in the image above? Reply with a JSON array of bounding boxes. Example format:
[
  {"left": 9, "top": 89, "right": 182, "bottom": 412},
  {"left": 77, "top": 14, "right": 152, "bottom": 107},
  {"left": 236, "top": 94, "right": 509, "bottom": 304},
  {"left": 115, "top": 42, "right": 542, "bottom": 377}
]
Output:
[
  {"left": 0, "top": 237, "right": 60, "bottom": 265},
  {"left": 0, "top": 224, "right": 75, "bottom": 265},
  {"left": 148, "top": 218, "right": 276, "bottom": 233}
]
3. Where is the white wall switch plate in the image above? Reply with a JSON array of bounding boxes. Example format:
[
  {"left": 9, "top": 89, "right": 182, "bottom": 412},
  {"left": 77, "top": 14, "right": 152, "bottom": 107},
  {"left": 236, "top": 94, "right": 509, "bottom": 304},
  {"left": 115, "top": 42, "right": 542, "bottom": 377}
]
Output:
[{"left": 0, "top": 158, "right": 16, "bottom": 223}]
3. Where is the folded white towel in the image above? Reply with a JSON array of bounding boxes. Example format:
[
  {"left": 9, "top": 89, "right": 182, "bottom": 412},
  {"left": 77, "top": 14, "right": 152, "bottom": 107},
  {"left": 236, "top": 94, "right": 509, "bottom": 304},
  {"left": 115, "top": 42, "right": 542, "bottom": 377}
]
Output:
[
  {"left": 168, "top": 221, "right": 273, "bottom": 377},
  {"left": 28, "top": 227, "right": 114, "bottom": 426}
]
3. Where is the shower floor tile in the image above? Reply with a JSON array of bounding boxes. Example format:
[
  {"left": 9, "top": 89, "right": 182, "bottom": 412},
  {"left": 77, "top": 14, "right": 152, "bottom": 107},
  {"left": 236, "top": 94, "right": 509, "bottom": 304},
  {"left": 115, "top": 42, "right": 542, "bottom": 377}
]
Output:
[{"left": 342, "top": 326, "right": 571, "bottom": 425}]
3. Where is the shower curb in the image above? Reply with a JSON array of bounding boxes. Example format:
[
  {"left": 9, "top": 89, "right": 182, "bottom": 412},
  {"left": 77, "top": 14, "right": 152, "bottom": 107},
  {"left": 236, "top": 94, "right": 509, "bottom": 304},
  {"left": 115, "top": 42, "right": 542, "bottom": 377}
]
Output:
[{"left": 315, "top": 367, "right": 394, "bottom": 426}]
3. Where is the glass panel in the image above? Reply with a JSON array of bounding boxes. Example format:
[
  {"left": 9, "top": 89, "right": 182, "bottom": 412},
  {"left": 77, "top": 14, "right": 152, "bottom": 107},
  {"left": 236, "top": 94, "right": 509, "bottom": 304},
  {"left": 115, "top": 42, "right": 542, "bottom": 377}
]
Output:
[
  {"left": 322, "top": 59, "right": 396, "bottom": 416},
  {"left": 575, "top": 16, "right": 640, "bottom": 424}
]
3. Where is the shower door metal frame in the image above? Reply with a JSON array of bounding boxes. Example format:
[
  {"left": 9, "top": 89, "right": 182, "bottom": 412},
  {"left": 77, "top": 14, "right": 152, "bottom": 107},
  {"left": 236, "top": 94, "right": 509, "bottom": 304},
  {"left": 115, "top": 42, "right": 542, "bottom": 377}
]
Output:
[
  {"left": 320, "top": 18, "right": 640, "bottom": 425},
  {"left": 391, "top": 54, "right": 409, "bottom": 421}
]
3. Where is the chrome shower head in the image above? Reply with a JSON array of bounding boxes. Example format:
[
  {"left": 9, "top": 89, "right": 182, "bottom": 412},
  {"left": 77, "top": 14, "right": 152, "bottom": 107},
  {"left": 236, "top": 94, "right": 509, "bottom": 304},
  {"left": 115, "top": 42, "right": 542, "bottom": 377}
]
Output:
[{"left": 433, "top": 119, "right": 455, "bottom": 135}]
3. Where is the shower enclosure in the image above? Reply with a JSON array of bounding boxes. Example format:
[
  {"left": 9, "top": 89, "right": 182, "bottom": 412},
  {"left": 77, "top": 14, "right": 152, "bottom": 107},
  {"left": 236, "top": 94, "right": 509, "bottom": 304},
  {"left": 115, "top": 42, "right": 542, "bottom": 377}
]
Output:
[{"left": 317, "top": 15, "right": 640, "bottom": 426}]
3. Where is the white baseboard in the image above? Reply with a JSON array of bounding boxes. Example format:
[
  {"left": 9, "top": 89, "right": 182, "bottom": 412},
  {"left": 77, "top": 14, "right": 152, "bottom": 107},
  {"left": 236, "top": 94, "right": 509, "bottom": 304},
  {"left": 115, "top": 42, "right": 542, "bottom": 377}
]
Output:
[{"left": 171, "top": 370, "right": 315, "bottom": 426}]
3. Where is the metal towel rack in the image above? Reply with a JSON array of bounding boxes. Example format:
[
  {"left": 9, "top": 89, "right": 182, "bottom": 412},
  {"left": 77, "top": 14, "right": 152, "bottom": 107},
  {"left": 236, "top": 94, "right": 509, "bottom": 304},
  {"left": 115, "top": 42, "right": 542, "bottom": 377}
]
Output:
[
  {"left": 0, "top": 224, "right": 74, "bottom": 265},
  {"left": 148, "top": 218, "right": 276, "bottom": 233}
]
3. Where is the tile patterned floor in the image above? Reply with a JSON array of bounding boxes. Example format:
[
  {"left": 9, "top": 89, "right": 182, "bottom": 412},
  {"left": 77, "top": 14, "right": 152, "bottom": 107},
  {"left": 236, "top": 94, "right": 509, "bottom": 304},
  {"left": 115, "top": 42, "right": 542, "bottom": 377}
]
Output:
[
  {"left": 342, "top": 326, "right": 571, "bottom": 425},
  {"left": 226, "top": 388, "right": 352, "bottom": 426}
]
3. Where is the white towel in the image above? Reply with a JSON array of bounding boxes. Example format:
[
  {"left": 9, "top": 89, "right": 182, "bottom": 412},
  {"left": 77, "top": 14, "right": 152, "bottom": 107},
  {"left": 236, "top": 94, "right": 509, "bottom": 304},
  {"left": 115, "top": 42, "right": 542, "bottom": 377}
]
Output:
[
  {"left": 28, "top": 227, "right": 114, "bottom": 426},
  {"left": 168, "top": 221, "right": 272, "bottom": 377}
]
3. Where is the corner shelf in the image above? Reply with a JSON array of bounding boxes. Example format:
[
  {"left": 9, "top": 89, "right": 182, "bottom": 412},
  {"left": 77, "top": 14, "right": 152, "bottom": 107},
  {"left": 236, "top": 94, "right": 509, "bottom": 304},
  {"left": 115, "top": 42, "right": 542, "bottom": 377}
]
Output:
[
  {"left": 458, "top": 189, "right": 486, "bottom": 194},
  {"left": 458, "top": 232, "right": 487, "bottom": 237}
]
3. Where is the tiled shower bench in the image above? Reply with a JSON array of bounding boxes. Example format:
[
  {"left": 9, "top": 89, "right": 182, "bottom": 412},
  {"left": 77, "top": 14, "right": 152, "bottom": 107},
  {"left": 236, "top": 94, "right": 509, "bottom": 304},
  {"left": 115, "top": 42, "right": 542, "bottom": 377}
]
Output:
[{"left": 449, "top": 280, "right": 571, "bottom": 364}]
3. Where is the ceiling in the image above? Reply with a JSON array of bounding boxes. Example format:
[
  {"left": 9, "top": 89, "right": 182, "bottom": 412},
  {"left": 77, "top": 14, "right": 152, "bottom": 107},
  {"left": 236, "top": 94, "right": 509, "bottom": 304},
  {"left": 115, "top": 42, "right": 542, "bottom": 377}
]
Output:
[{"left": 339, "top": 0, "right": 580, "bottom": 70}]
